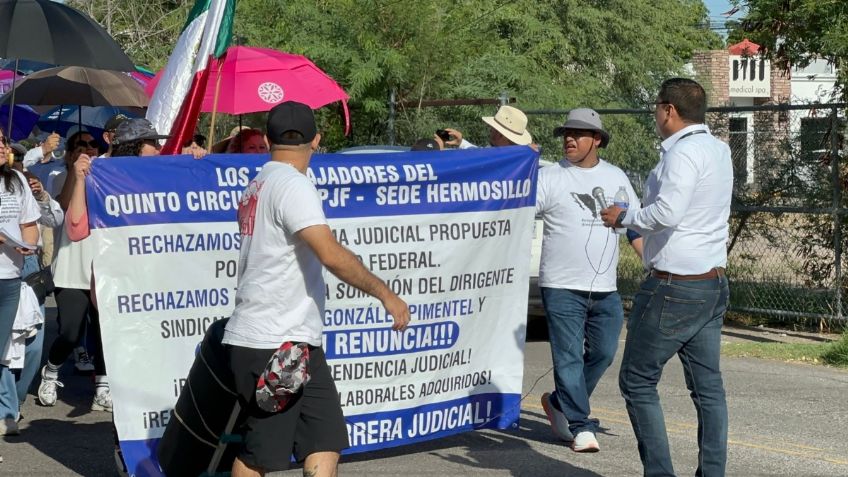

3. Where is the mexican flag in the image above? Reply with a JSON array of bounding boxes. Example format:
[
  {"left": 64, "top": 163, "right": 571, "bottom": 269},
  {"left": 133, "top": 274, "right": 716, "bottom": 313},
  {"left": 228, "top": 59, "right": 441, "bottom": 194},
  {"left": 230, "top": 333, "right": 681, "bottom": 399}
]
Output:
[{"left": 146, "top": 0, "right": 235, "bottom": 155}]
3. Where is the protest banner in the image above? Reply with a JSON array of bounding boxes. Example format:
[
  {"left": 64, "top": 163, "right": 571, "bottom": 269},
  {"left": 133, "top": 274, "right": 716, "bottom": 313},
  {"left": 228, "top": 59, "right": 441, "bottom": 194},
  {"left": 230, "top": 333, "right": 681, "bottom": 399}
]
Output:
[{"left": 86, "top": 146, "right": 539, "bottom": 475}]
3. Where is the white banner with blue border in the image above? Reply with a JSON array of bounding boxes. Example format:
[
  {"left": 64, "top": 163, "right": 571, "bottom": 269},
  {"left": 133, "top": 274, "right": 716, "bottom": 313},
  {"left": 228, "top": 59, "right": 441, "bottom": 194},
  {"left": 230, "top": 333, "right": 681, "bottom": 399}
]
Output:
[{"left": 86, "top": 146, "right": 539, "bottom": 476}]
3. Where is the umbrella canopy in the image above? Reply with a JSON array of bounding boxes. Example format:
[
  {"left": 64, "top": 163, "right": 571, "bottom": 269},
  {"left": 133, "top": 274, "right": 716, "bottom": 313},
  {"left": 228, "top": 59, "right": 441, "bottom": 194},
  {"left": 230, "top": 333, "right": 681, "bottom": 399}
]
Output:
[
  {"left": 0, "top": 69, "right": 20, "bottom": 94},
  {"left": 0, "top": 58, "right": 53, "bottom": 75},
  {"left": 129, "top": 68, "right": 153, "bottom": 90},
  {"left": 0, "top": 0, "right": 135, "bottom": 72},
  {"left": 37, "top": 105, "right": 141, "bottom": 138},
  {"left": 0, "top": 66, "right": 149, "bottom": 107},
  {"left": 0, "top": 104, "right": 37, "bottom": 139},
  {"left": 146, "top": 46, "right": 350, "bottom": 115}
]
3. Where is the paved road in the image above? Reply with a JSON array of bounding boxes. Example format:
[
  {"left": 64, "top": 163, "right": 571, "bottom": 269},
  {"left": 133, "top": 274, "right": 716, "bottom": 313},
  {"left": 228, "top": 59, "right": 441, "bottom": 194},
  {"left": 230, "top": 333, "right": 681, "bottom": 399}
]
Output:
[{"left": 2, "top": 310, "right": 847, "bottom": 476}]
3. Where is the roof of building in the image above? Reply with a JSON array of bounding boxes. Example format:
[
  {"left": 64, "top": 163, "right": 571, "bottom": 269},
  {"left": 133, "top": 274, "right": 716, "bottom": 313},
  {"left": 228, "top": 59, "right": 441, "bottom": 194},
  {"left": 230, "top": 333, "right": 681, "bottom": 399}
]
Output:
[{"left": 729, "top": 38, "right": 761, "bottom": 56}]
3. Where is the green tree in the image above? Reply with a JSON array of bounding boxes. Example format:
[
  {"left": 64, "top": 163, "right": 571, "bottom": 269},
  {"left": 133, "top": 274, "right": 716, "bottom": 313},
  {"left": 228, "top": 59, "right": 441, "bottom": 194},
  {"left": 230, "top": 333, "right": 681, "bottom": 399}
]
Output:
[
  {"left": 729, "top": 0, "right": 848, "bottom": 99},
  {"left": 728, "top": 1, "right": 848, "bottom": 323},
  {"left": 67, "top": 0, "right": 193, "bottom": 70},
  {"left": 70, "top": 0, "right": 721, "bottom": 174},
  {"left": 234, "top": 0, "right": 720, "bottom": 171}
]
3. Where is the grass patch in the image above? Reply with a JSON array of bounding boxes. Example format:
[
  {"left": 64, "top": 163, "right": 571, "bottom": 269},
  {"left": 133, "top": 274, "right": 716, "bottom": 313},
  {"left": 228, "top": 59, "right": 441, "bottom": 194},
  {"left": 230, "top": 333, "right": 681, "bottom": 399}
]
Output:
[
  {"left": 722, "top": 333, "right": 848, "bottom": 368},
  {"left": 725, "top": 311, "right": 847, "bottom": 334},
  {"left": 821, "top": 333, "right": 848, "bottom": 366}
]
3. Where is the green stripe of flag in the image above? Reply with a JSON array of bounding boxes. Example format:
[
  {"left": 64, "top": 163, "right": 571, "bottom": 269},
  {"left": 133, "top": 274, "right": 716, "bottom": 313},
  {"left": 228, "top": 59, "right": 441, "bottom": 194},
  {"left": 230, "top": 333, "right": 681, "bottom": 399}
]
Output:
[
  {"left": 213, "top": 0, "right": 237, "bottom": 58},
  {"left": 181, "top": 0, "right": 212, "bottom": 32}
]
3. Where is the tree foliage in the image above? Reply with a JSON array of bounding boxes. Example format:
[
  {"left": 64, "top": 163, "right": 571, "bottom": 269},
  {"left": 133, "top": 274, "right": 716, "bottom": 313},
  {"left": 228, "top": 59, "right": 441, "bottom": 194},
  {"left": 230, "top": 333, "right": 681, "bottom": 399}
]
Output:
[
  {"left": 728, "top": 1, "right": 848, "bottom": 309},
  {"left": 69, "top": 0, "right": 720, "bottom": 173},
  {"left": 730, "top": 0, "right": 848, "bottom": 99},
  {"left": 67, "top": 0, "right": 193, "bottom": 70}
]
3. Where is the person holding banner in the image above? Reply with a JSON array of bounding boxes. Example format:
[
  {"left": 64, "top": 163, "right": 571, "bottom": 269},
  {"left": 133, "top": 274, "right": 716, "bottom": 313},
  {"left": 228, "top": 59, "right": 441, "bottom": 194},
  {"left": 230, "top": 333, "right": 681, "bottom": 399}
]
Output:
[
  {"left": 536, "top": 108, "right": 638, "bottom": 453},
  {"left": 601, "top": 78, "right": 732, "bottom": 477},
  {"left": 0, "top": 127, "right": 41, "bottom": 435},
  {"left": 39, "top": 119, "right": 171, "bottom": 413},
  {"left": 223, "top": 101, "right": 410, "bottom": 477}
]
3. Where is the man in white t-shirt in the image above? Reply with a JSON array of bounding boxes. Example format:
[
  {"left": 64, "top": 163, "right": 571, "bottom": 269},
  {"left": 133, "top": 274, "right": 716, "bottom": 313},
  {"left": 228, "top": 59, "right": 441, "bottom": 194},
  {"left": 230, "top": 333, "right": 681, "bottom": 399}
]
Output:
[
  {"left": 536, "top": 108, "right": 638, "bottom": 453},
  {"left": 223, "top": 101, "right": 410, "bottom": 477}
]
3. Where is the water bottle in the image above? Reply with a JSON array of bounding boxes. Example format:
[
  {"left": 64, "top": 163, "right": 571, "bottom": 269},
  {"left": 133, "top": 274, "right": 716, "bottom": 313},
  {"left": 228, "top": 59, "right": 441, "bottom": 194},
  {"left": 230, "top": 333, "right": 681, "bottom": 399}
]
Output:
[
  {"left": 613, "top": 186, "right": 629, "bottom": 234},
  {"left": 613, "top": 186, "right": 629, "bottom": 209}
]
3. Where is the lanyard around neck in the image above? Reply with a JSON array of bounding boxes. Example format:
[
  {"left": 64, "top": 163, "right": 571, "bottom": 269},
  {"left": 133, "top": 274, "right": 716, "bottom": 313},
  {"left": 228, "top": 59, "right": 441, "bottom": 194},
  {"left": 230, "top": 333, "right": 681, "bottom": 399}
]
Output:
[{"left": 677, "top": 129, "right": 707, "bottom": 142}]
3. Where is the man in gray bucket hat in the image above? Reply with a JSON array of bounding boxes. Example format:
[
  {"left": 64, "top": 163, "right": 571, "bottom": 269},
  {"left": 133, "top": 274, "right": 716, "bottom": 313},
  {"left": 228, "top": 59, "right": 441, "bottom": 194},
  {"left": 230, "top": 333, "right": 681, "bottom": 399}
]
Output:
[
  {"left": 536, "top": 107, "right": 638, "bottom": 453},
  {"left": 553, "top": 107, "right": 610, "bottom": 151}
]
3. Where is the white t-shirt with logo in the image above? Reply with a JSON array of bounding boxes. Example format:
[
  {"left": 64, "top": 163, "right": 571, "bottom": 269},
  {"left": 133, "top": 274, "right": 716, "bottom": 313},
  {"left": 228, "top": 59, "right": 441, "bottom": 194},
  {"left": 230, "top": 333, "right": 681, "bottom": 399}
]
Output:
[
  {"left": 223, "top": 161, "right": 328, "bottom": 349},
  {"left": 536, "top": 159, "right": 638, "bottom": 292},
  {"left": 0, "top": 171, "right": 42, "bottom": 279}
]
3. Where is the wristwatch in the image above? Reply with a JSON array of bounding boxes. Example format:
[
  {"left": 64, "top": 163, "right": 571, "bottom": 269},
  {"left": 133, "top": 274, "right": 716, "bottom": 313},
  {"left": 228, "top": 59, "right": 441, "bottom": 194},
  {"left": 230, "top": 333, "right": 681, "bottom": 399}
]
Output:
[{"left": 615, "top": 210, "right": 626, "bottom": 227}]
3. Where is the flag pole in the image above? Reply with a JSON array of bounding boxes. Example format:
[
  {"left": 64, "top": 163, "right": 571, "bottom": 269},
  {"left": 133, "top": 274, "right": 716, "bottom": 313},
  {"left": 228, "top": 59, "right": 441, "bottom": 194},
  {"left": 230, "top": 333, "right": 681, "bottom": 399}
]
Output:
[
  {"left": 5, "top": 59, "right": 19, "bottom": 139},
  {"left": 206, "top": 58, "right": 225, "bottom": 148}
]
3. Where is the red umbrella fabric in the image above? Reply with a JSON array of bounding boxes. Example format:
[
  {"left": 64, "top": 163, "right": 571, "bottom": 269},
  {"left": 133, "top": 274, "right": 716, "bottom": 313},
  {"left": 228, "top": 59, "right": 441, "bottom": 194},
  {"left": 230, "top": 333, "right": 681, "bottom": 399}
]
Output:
[{"left": 146, "top": 46, "right": 349, "bottom": 130}]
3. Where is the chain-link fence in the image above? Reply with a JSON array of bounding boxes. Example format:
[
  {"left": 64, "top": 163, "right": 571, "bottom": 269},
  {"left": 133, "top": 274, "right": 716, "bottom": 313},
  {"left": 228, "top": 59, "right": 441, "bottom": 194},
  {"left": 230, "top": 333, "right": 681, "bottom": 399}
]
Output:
[
  {"left": 526, "top": 102, "right": 848, "bottom": 325},
  {"left": 385, "top": 97, "right": 848, "bottom": 324}
]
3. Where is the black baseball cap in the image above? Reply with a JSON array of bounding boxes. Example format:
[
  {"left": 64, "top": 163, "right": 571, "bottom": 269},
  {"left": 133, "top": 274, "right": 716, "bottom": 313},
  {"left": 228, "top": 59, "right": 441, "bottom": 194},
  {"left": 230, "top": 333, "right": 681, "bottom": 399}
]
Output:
[
  {"left": 266, "top": 102, "right": 317, "bottom": 146},
  {"left": 104, "top": 113, "right": 130, "bottom": 133},
  {"left": 113, "top": 118, "right": 170, "bottom": 145}
]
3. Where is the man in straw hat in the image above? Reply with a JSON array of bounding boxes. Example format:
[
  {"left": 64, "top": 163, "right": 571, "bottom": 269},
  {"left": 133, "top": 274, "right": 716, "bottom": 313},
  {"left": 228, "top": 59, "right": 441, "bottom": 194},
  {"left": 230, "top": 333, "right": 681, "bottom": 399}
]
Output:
[
  {"left": 441, "top": 105, "right": 535, "bottom": 149},
  {"left": 536, "top": 108, "right": 638, "bottom": 453}
]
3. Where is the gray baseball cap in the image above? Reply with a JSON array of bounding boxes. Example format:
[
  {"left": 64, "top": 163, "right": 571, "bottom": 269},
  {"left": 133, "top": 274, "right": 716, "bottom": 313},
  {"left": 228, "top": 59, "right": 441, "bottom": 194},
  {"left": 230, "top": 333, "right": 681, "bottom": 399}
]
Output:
[
  {"left": 113, "top": 118, "right": 169, "bottom": 145},
  {"left": 9, "top": 143, "right": 27, "bottom": 157},
  {"left": 553, "top": 108, "right": 610, "bottom": 148}
]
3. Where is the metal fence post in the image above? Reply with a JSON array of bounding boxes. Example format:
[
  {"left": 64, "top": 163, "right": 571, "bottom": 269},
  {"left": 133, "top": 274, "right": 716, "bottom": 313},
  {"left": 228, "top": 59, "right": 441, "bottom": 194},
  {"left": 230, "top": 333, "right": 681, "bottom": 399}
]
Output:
[
  {"left": 388, "top": 88, "right": 396, "bottom": 146},
  {"left": 499, "top": 91, "right": 508, "bottom": 106},
  {"left": 831, "top": 106, "right": 843, "bottom": 320}
]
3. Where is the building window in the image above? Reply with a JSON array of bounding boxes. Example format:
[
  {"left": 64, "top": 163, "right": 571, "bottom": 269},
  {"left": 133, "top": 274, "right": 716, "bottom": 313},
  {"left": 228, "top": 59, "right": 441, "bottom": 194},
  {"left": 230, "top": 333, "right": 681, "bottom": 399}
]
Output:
[
  {"left": 729, "top": 117, "right": 749, "bottom": 185},
  {"left": 799, "top": 117, "right": 832, "bottom": 163}
]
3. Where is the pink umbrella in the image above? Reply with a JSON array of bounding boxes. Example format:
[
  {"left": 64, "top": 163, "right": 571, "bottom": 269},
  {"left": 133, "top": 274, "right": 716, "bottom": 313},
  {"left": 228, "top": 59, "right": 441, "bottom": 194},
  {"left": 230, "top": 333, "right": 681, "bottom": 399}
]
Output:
[
  {"left": 128, "top": 69, "right": 153, "bottom": 89},
  {"left": 146, "top": 46, "right": 350, "bottom": 132}
]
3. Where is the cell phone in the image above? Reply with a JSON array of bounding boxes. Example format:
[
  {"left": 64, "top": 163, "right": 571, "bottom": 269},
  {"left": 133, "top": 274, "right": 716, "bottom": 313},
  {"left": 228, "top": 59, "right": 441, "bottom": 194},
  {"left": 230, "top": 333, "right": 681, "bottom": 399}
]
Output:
[{"left": 436, "top": 129, "right": 452, "bottom": 142}]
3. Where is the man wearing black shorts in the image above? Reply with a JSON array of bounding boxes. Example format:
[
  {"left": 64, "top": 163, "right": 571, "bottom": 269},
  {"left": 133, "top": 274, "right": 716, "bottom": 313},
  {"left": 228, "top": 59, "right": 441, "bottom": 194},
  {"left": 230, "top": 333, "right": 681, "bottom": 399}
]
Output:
[{"left": 224, "top": 101, "right": 411, "bottom": 477}]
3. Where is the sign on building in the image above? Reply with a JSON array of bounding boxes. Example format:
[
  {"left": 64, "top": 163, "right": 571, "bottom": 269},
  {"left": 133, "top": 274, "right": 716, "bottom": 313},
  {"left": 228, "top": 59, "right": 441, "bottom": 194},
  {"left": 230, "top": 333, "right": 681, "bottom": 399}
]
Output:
[{"left": 729, "top": 55, "right": 771, "bottom": 98}]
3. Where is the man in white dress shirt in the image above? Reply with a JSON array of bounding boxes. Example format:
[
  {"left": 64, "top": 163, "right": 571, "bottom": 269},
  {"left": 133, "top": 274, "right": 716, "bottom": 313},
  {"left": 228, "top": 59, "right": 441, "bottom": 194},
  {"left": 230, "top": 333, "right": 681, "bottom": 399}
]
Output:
[{"left": 601, "top": 77, "right": 733, "bottom": 477}]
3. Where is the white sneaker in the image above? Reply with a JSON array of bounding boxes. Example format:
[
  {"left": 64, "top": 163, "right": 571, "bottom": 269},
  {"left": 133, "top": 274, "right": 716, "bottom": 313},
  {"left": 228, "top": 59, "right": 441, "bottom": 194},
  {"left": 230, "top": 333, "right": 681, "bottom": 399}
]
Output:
[
  {"left": 37, "top": 366, "right": 64, "bottom": 407},
  {"left": 74, "top": 347, "right": 95, "bottom": 373},
  {"left": 571, "top": 431, "right": 600, "bottom": 453},
  {"left": 92, "top": 388, "right": 113, "bottom": 412},
  {"left": 0, "top": 418, "right": 19, "bottom": 436},
  {"left": 541, "top": 392, "right": 574, "bottom": 442}
]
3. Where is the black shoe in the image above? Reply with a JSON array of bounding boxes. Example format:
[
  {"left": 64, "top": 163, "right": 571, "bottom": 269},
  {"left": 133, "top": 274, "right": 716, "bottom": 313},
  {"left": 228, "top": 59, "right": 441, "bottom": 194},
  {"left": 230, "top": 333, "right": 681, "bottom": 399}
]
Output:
[{"left": 114, "top": 446, "right": 128, "bottom": 476}]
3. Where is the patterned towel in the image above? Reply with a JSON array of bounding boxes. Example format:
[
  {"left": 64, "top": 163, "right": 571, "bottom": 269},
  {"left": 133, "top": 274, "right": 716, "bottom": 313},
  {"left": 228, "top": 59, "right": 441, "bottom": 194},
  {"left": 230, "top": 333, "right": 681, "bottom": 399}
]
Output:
[{"left": 255, "top": 342, "right": 310, "bottom": 413}]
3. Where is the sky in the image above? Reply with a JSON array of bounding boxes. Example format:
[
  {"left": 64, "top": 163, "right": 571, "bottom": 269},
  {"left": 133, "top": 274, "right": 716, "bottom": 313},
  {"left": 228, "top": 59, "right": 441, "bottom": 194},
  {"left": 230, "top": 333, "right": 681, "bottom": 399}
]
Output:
[
  {"left": 703, "top": 0, "right": 743, "bottom": 39},
  {"left": 704, "top": 0, "right": 735, "bottom": 17}
]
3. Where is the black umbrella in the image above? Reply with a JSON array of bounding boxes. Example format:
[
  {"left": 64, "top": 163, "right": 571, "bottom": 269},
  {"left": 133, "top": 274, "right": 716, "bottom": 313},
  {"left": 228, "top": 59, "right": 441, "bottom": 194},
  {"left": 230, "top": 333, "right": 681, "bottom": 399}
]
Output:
[
  {"left": 0, "top": 66, "right": 149, "bottom": 108},
  {"left": 0, "top": 0, "right": 136, "bottom": 136},
  {"left": 0, "top": 0, "right": 135, "bottom": 71},
  {"left": 0, "top": 66, "right": 149, "bottom": 139}
]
